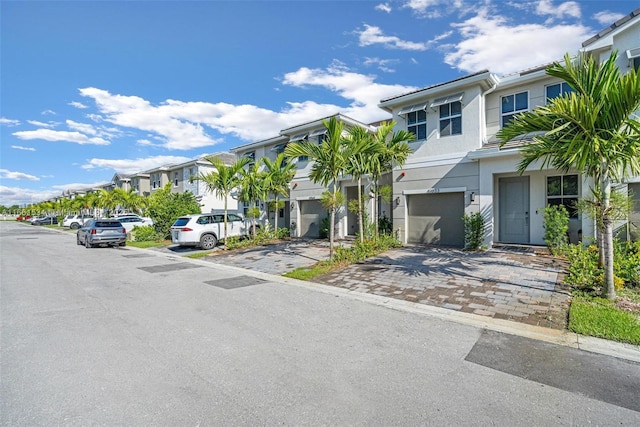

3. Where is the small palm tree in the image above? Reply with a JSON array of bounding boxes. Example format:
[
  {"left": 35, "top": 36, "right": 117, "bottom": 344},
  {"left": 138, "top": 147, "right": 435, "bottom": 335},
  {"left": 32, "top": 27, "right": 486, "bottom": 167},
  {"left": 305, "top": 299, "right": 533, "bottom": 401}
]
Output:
[
  {"left": 497, "top": 51, "right": 640, "bottom": 300},
  {"left": 369, "top": 121, "right": 414, "bottom": 240},
  {"left": 344, "top": 126, "right": 379, "bottom": 242},
  {"left": 262, "top": 153, "right": 296, "bottom": 238},
  {"left": 285, "top": 117, "right": 349, "bottom": 259},
  {"left": 196, "top": 156, "right": 250, "bottom": 249},
  {"left": 239, "top": 162, "right": 266, "bottom": 239}
]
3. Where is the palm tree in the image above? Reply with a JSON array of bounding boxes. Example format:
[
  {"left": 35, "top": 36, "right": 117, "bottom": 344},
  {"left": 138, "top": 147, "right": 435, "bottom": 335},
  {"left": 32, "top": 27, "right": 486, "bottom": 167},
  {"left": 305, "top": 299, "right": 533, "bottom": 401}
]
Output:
[
  {"left": 196, "top": 156, "right": 250, "bottom": 249},
  {"left": 497, "top": 51, "right": 640, "bottom": 300},
  {"left": 344, "top": 126, "right": 379, "bottom": 242},
  {"left": 369, "top": 121, "right": 414, "bottom": 240},
  {"left": 262, "top": 153, "right": 296, "bottom": 238},
  {"left": 239, "top": 162, "right": 266, "bottom": 239},
  {"left": 285, "top": 117, "right": 349, "bottom": 259}
]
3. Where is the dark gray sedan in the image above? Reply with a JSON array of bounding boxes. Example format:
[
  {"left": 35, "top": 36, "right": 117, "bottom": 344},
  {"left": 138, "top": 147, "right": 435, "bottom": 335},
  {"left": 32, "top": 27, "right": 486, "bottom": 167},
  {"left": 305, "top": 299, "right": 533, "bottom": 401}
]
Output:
[{"left": 76, "top": 219, "right": 127, "bottom": 248}]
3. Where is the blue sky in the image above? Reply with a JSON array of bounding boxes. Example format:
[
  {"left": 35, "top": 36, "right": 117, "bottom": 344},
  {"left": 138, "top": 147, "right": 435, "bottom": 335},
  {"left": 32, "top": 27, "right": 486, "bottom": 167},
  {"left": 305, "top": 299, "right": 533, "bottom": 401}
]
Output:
[{"left": 1, "top": 0, "right": 637, "bottom": 207}]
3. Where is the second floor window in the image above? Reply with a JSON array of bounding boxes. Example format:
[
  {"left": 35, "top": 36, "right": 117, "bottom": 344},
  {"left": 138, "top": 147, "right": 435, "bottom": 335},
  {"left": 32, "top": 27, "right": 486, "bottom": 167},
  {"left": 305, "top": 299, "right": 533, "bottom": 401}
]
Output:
[
  {"left": 174, "top": 172, "right": 179, "bottom": 187},
  {"left": 407, "top": 110, "right": 427, "bottom": 140},
  {"left": 501, "top": 91, "right": 528, "bottom": 127},
  {"left": 439, "top": 101, "right": 462, "bottom": 136},
  {"left": 546, "top": 82, "right": 574, "bottom": 102}
]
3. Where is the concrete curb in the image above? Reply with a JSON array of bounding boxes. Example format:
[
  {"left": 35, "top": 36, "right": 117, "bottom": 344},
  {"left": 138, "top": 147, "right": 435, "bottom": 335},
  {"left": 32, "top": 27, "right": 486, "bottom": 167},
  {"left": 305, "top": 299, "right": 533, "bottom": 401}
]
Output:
[{"left": 128, "top": 243, "right": 640, "bottom": 364}]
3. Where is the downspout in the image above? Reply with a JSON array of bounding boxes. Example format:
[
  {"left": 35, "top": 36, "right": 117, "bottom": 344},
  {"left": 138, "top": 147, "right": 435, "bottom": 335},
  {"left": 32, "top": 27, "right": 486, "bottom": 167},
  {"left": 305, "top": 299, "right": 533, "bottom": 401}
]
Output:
[{"left": 478, "top": 75, "right": 500, "bottom": 248}]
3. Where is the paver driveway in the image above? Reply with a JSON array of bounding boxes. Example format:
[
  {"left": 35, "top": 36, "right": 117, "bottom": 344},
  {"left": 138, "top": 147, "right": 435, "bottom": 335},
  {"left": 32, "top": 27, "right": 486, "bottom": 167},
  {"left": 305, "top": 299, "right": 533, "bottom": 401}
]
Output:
[
  {"left": 311, "top": 245, "right": 571, "bottom": 329},
  {"left": 200, "top": 240, "right": 571, "bottom": 330}
]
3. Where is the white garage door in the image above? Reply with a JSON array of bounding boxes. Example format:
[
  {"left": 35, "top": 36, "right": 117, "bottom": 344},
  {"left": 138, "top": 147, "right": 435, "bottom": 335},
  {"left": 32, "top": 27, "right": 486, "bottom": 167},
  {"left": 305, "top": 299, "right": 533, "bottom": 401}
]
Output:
[
  {"left": 407, "top": 193, "right": 465, "bottom": 247},
  {"left": 299, "top": 200, "right": 326, "bottom": 238}
]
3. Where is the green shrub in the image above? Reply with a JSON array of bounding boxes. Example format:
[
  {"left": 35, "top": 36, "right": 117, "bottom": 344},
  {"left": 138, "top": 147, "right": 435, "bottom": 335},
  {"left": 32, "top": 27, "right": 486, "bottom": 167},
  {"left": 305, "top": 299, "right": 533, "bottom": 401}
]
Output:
[
  {"left": 131, "top": 225, "right": 162, "bottom": 242},
  {"left": 543, "top": 204, "right": 569, "bottom": 255},
  {"left": 462, "top": 212, "right": 485, "bottom": 251},
  {"left": 319, "top": 215, "right": 330, "bottom": 239},
  {"left": 146, "top": 184, "right": 201, "bottom": 239},
  {"left": 378, "top": 214, "right": 392, "bottom": 235},
  {"left": 613, "top": 240, "right": 640, "bottom": 288},
  {"left": 564, "top": 244, "right": 601, "bottom": 292}
]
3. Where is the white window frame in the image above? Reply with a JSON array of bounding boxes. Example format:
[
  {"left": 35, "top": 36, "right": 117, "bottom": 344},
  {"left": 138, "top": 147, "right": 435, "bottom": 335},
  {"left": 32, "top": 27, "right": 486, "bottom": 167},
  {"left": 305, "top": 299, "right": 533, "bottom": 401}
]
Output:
[
  {"left": 501, "top": 91, "right": 529, "bottom": 127},
  {"left": 545, "top": 82, "right": 574, "bottom": 103},
  {"left": 439, "top": 101, "right": 462, "bottom": 137},
  {"left": 173, "top": 172, "right": 179, "bottom": 187},
  {"left": 406, "top": 109, "right": 427, "bottom": 141}
]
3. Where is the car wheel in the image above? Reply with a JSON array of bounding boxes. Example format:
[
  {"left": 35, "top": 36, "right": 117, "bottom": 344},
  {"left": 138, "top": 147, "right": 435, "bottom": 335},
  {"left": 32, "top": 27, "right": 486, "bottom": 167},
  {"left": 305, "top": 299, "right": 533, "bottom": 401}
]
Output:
[
  {"left": 119, "top": 242, "right": 126, "bottom": 247},
  {"left": 76, "top": 235, "right": 82, "bottom": 245},
  {"left": 70, "top": 222, "right": 80, "bottom": 229},
  {"left": 200, "top": 234, "right": 217, "bottom": 250},
  {"left": 84, "top": 237, "right": 92, "bottom": 249}
]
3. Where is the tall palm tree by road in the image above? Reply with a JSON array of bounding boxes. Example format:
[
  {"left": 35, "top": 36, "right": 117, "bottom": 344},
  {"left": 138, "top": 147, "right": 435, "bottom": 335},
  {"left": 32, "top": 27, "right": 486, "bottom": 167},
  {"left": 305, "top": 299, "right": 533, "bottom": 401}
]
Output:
[
  {"left": 196, "top": 156, "right": 250, "bottom": 249},
  {"left": 285, "top": 117, "right": 349, "bottom": 259},
  {"left": 262, "top": 153, "right": 296, "bottom": 238}
]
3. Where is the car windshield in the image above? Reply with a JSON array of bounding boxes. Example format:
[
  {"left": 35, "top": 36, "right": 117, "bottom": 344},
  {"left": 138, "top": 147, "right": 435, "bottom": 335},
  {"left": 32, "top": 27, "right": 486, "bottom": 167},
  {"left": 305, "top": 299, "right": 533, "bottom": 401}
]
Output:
[
  {"left": 95, "top": 221, "right": 122, "bottom": 228},
  {"left": 172, "top": 218, "right": 190, "bottom": 227}
]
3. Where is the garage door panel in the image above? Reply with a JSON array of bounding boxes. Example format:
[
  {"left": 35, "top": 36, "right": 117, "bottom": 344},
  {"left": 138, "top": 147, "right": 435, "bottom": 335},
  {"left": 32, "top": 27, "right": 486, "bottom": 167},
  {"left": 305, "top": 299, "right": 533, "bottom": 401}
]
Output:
[
  {"left": 299, "top": 200, "right": 325, "bottom": 238},
  {"left": 408, "top": 193, "right": 464, "bottom": 247}
]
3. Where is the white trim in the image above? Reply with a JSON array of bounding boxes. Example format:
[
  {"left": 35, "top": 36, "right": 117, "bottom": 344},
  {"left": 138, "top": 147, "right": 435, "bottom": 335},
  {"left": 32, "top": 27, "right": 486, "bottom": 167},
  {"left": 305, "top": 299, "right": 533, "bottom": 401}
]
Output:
[
  {"left": 296, "top": 195, "right": 321, "bottom": 201},
  {"left": 430, "top": 92, "right": 464, "bottom": 108},
  {"left": 403, "top": 187, "right": 467, "bottom": 195},
  {"left": 398, "top": 103, "right": 428, "bottom": 115},
  {"left": 308, "top": 128, "right": 328, "bottom": 138}
]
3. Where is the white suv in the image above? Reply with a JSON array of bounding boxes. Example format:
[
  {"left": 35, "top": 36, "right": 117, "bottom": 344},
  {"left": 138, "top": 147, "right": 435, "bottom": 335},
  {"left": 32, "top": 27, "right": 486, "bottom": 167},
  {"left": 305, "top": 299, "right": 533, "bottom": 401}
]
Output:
[
  {"left": 62, "top": 215, "right": 89, "bottom": 229},
  {"left": 114, "top": 214, "right": 154, "bottom": 233},
  {"left": 170, "top": 213, "right": 254, "bottom": 249}
]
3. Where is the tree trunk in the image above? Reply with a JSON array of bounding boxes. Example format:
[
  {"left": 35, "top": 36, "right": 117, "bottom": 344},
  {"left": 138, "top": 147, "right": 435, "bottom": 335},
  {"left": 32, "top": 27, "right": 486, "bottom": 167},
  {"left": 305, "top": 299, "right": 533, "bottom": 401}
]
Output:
[
  {"left": 329, "top": 206, "right": 335, "bottom": 260},
  {"left": 223, "top": 198, "right": 228, "bottom": 250},
  {"left": 273, "top": 196, "right": 279, "bottom": 239},
  {"left": 601, "top": 170, "right": 615, "bottom": 300},
  {"left": 357, "top": 178, "right": 364, "bottom": 243}
]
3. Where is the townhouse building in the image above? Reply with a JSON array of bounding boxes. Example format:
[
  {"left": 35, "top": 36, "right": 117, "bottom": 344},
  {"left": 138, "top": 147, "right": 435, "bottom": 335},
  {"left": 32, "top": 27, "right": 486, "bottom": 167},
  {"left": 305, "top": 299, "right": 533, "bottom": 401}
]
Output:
[
  {"left": 163, "top": 152, "right": 239, "bottom": 213},
  {"left": 232, "top": 114, "right": 378, "bottom": 238}
]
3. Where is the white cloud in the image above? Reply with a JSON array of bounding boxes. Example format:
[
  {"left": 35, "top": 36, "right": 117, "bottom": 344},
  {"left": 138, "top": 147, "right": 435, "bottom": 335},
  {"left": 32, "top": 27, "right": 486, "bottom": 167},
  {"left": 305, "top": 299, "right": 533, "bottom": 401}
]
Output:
[
  {"left": 66, "top": 119, "right": 97, "bottom": 136},
  {"left": 27, "top": 120, "right": 57, "bottom": 128},
  {"left": 375, "top": 3, "right": 392, "bottom": 13},
  {"left": 402, "top": 0, "right": 466, "bottom": 18},
  {"left": 0, "top": 169, "right": 39, "bottom": 181},
  {"left": 593, "top": 11, "right": 625, "bottom": 26},
  {"left": 11, "top": 145, "right": 36, "bottom": 152},
  {"left": 52, "top": 181, "right": 110, "bottom": 192},
  {"left": 69, "top": 101, "right": 89, "bottom": 109},
  {"left": 0, "top": 185, "right": 61, "bottom": 207},
  {"left": 282, "top": 61, "right": 417, "bottom": 122},
  {"left": 444, "top": 8, "right": 591, "bottom": 75},
  {"left": 41, "top": 109, "right": 56, "bottom": 115},
  {"left": 0, "top": 117, "right": 21, "bottom": 127},
  {"left": 78, "top": 69, "right": 410, "bottom": 147},
  {"left": 357, "top": 25, "right": 429, "bottom": 51},
  {"left": 13, "top": 129, "right": 110, "bottom": 145},
  {"left": 81, "top": 155, "right": 193, "bottom": 175},
  {"left": 363, "top": 57, "right": 398, "bottom": 73},
  {"left": 535, "top": 0, "right": 581, "bottom": 20}
]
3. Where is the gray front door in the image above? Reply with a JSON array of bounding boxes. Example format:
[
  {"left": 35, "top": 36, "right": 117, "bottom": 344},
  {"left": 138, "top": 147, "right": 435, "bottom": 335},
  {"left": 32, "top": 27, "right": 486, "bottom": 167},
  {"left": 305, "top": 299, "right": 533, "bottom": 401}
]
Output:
[{"left": 499, "top": 176, "right": 530, "bottom": 244}]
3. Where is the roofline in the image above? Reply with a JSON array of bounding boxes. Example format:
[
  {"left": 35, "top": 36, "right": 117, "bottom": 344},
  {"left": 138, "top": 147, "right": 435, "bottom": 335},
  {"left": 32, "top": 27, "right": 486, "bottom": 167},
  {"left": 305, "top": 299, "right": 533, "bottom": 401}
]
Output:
[
  {"left": 378, "top": 70, "right": 496, "bottom": 111},
  {"left": 582, "top": 7, "right": 640, "bottom": 47}
]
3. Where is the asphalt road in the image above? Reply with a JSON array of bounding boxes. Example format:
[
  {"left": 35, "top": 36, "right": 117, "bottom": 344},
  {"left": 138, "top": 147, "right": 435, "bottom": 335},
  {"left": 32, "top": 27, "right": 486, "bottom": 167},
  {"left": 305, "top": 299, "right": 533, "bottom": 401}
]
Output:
[{"left": 1, "top": 222, "right": 639, "bottom": 425}]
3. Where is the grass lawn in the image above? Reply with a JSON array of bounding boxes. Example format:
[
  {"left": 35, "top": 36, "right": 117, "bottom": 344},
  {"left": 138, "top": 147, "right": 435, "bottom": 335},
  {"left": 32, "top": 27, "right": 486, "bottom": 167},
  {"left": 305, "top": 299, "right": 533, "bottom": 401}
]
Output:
[
  {"left": 127, "top": 240, "right": 172, "bottom": 249},
  {"left": 569, "top": 289, "right": 640, "bottom": 345},
  {"left": 283, "top": 261, "right": 345, "bottom": 281}
]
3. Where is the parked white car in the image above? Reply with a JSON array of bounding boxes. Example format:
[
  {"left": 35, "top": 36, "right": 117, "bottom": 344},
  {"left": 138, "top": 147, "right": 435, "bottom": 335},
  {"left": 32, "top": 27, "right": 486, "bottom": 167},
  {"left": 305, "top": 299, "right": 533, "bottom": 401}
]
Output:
[
  {"left": 114, "top": 214, "right": 154, "bottom": 232},
  {"left": 170, "top": 213, "right": 257, "bottom": 249},
  {"left": 62, "top": 214, "right": 89, "bottom": 229}
]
